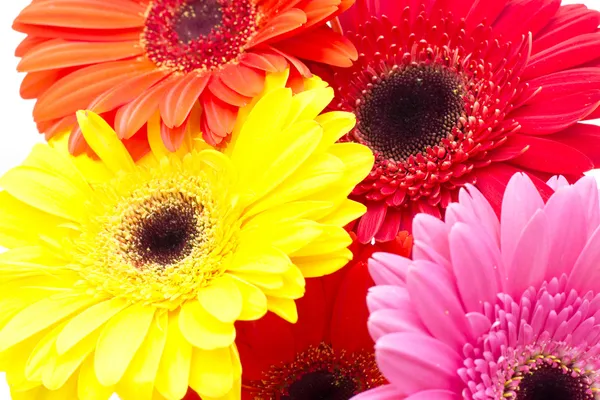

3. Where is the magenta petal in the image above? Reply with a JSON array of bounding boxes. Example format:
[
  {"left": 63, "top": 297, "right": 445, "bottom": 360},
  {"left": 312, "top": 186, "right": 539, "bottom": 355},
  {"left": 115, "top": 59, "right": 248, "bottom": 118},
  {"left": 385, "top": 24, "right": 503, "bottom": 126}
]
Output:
[
  {"left": 500, "top": 173, "right": 545, "bottom": 269},
  {"left": 462, "top": 184, "right": 501, "bottom": 246},
  {"left": 407, "top": 261, "right": 470, "bottom": 351},
  {"left": 369, "top": 252, "right": 410, "bottom": 286},
  {"left": 507, "top": 209, "right": 550, "bottom": 298},
  {"left": 449, "top": 223, "right": 501, "bottom": 311},
  {"left": 405, "top": 389, "right": 462, "bottom": 400},
  {"left": 375, "top": 332, "right": 462, "bottom": 394},
  {"left": 465, "top": 312, "right": 492, "bottom": 338},
  {"left": 351, "top": 384, "right": 404, "bottom": 400},
  {"left": 567, "top": 224, "right": 600, "bottom": 293}
]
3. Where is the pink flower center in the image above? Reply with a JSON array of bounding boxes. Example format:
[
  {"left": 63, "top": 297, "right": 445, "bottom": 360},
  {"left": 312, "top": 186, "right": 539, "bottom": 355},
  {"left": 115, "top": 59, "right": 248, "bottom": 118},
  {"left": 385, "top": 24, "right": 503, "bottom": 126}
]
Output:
[{"left": 142, "top": 0, "right": 259, "bottom": 73}]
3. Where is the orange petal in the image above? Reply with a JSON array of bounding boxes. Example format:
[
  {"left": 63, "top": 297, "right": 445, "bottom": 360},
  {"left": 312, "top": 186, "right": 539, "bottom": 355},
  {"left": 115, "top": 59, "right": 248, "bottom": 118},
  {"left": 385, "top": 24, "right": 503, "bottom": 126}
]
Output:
[
  {"left": 269, "top": 46, "right": 311, "bottom": 77},
  {"left": 33, "top": 59, "right": 153, "bottom": 122},
  {"left": 45, "top": 115, "right": 77, "bottom": 140},
  {"left": 208, "top": 77, "right": 252, "bottom": 107},
  {"left": 15, "top": 35, "right": 49, "bottom": 57},
  {"left": 18, "top": 39, "right": 142, "bottom": 72},
  {"left": 201, "top": 92, "right": 238, "bottom": 141},
  {"left": 160, "top": 118, "right": 188, "bottom": 152},
  {"left": 240, "top": 50, "right": 288, "bottom": 72},
  {"left": 122, "top": 126, "right": 152, "bottom": 161},
  {"left": 90, "top": 69, "right": 171, "bottom": 114},
  {"left": 220, "top": 64, "right": 265, "bottom": 98},
  {"left": 114, "top": 76, "right": 176, "bottom": 139},
  {"left": 13, "top": 21, "right": 141, "bottom": 42},
  {"left": 301, "top": 1, "right": 340, "bottom": 30},
  {"left": 159, "top": 72, "right": 210, "bottom": 128},
  {"left": 15, "top": 0, "right": 145, "bottom": 29},
  {"left": 20, "top": 69, "right": 61, "bottom": 99},
  {"left": 248, "top": 8, "right": 307, "bottom": 47}
]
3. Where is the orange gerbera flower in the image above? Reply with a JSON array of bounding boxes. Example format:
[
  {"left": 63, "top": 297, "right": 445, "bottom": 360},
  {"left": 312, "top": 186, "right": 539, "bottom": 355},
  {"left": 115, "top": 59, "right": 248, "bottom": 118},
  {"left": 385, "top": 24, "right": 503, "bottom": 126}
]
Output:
[{"left": 14, "top": 0, "right": 357, "bottom": 156}]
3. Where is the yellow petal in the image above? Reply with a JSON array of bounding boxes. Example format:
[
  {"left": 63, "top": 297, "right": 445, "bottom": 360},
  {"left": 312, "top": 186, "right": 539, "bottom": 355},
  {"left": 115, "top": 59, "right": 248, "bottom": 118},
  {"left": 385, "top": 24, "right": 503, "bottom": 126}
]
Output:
[
  {"left": 290, "top": 225, "right": 353, "bottom": 257},
  {"left": 242, "top": 201, "right": 334, "bottom": 229},
  {"left": 314, "top": 111, "right": 357, "bottom": 151},
  {"left": 155, "top": 312, "right": 192, "bottom": 400},
  {"left": 0, "top": 166, "right": 88, "bottom": 222},
  {"left": 189, "top": 346, "right": 236, "bottom": 398},
  {"left": 266, "top": 297, "right": 298, "bottom": 323},
  {"left": 94, "top": 303, "right": 155, "bottom": 386},
  {"left": 328, "top": 142, "right": 375, "bottom": 191},
  {"left": 78, "top": 355, "right": 114, "bottom": 400},
  {"left": 76, "top": 110, "right": 135, "bottom": 174},
  {"left": 25, "top": 322, "right": 66, "bottom": 382},
  {"left": 118, "top": 311, "right": 168, "bottom": 400},
  {"left": 318, "top": 199, "right": 366, "bottom": 227},
  {"left": 283, "top": 87, "right": 334, "bottom": 128},
  {"left": 147, "top": 112, "right": 169, "bottom": 159},
  {"left": 260, "top": 264, "right": 305, "bottom": 299},
  {"left": 294, "top": 249, "right": 353, "bottom": 278},
  {"left": 229, "top": 244, "right": 292, "bottom": 274},
  {"left": 179, "top": 300, "right": 236, "bottom": 350},
  {"left": 0, "top": 293, "right": 97, "bottom": 352},
  {"left": 197, "top": 275, "right": 242, "bottom": 323},
  {"left": 232, "top": 272, "right": 284, "bottom": 290},
  {"left": 227, "top": 274, "right": 267, "bottom": 321},
  {"left": 239, "top": 219, "right": 323, "bottom": 255},
  {"left": 56, "top": 297, "right": 128, "bottom": 355}
]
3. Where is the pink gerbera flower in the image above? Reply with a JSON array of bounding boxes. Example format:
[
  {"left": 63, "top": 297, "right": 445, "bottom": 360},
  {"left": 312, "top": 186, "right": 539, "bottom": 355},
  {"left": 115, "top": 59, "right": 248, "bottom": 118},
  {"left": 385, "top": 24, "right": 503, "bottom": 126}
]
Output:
[
  {"left": 323, "top": 0, "right": 600, "bottom": 243},
  {"left": 357, "top": 172, "right": 600, "bottom": 399}
]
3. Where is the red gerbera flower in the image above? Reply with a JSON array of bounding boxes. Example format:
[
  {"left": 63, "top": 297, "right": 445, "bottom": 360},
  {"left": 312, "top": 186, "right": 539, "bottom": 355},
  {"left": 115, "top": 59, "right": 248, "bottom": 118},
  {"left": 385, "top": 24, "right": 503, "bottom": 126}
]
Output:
[
  {"left": 14, "top": 0, "right": 357, "bottom": 155},
  {"left": 324, "top": 0, "right": 600, "bottom": 243},
  {"left": 183, "top": 232, "right": 412, "bottom": 400}
]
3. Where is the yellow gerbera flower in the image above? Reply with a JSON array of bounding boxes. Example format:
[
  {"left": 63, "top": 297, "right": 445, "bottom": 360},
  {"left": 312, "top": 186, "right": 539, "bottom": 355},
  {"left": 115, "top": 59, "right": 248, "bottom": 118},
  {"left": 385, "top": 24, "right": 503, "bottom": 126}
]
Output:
[{"left": 0, "top": 70, "right": 373, "bottom": 400}]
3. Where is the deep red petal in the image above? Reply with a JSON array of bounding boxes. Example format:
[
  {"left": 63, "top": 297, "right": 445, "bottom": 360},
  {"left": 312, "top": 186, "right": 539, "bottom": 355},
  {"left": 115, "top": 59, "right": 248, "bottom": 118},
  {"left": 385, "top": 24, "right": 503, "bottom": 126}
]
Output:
[
  {"left": 465, "top": 0, "right": 510, "bottom": 30},
  {"left": 373, "top": 207, "right": 403, "bottom": 242},
  {"left": 533, "top": 6, "right": 600, "bottom": 54},
  {"left": 290, "top": 279, "right": 328, "bottom": 352},
  {"left": 356, "top": 202, "right": 387, "bottom": 244},
  {"left": 522, "top": 67, "right": 600, "bottom": 105},
  {"left": 546, "top": 123, "right": 600, "bottom": 167},
  {"left": 492, "top": 0, "right": 560, "bottom": 42}
]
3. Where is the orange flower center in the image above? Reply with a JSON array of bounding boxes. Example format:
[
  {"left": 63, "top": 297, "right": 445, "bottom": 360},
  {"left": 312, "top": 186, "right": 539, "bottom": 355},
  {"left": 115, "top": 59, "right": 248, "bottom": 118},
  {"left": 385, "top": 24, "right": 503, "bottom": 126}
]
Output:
[
  {"left": 142, "top": 0, "right": 259, "bottom": 73},
  {"left": 244, "top": 343, "right": 385, "bottom": 399}
]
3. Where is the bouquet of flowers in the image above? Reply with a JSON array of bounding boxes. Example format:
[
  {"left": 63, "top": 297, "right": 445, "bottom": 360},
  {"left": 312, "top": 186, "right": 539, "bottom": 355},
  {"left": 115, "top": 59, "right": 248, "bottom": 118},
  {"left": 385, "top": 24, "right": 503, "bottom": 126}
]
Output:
[{"left": 2, "top": 0, "right": 600, "bottom": 398}]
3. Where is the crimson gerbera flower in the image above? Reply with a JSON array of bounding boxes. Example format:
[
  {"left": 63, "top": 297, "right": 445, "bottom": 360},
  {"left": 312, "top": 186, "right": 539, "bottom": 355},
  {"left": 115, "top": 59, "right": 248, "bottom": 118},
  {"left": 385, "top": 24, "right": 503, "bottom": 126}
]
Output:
[
  {"left": 14, "top": 0, "right": 357, "bottom": 155},
  {"left": 182, "top": 232, "right": 412, "bottom": 400},
  {"left": 324, "top": 0, "right": 600, "bottom": 243}
]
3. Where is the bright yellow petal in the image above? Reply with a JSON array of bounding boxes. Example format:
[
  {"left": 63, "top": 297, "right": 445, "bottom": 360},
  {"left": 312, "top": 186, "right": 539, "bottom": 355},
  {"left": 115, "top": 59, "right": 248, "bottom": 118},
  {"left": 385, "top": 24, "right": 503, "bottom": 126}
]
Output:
[
  {"left": 155, "top": 312, "right": 192, "bottom": 400},
  {"left": 314, "top": 111, "right": 357, "bottom": 151},
  {"left": 328, "top": 142, "right": 375, "bottom": 192},
  {"left": 229, "top": 244, "right": 292, "bottom": 274},
  {"left": 25, "top": 322, "right": 66, "bottom": 382},
  {"left": 227, "top": 274, "right": 267, "bottom": 321},
  {"left": 283, "top": 87, "right": 334, "bottom": 128},
  {"left": 94, "top": 303, "right": 155, "bottom": 386},
  {"left": 147, "top": 113, "right": 168, "bottom": 159},
  {"left": 0, "top": 166, "right": 89, "bottom": 222},
  {"left": 189, "top": 346, "right": 236, "bottom": 398},
  {"left": 56, "top": 297, "right": 128, "bottom": 355},
  {"left": 318, "top": 199, "right": 367, "bottom": 227},
  {"left": 290, "top": 225, "right": 353, "bottom": 257},
  {"left": 0, "top": 293, "right": 97, "bottom": 352},
  {"left": 239, "top": 219, "right": 323, "bottom": 255},
  {"left": 179, "top": 300, "right": 236, "bottom": 350},
  {"left": 241, "top": 201, "right": 334, "bottom": 229},
  {"left": 76, "top": 110, "right": 135, "bottom": 174},
  {"left": 294, "top": 249, "right": 353, "bottom": 278},
  {"left": 197, "top": 275, "right": 242, "bottom": 323},
  {"left": 266, "top": 297, "right": 298, "bottom": 323},
  {"left": 78, "top": 355, "right": 114, "bottom": 400}
]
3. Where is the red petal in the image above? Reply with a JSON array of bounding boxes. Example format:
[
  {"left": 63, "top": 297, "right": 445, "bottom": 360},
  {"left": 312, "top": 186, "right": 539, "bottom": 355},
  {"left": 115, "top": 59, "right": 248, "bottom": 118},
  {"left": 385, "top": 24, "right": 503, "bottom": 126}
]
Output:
[
  {"left": 533, "top": 6, "right": 600, "bottom": 54},
  {"left": 15, "top": 0, "right": 145, "bottom": 29},
  {"left": 373, "top": 207, "right": 403, "bottom": 242},
  {"left": 247, "top": 8, "right": 307, "bottom": 48},
  {"left": 488, "top": 137, "right": 530, "bottom": 162},
  {"left": 507, "top": 134, "right": 593, "bottom": 174},
  {"left": 493, "top": 0, "right": 561, "bottom": 42},
  {"left": 434, "top": 0, "right": 475, "bottom": 20},
  {"left": 159, "top": 73, "right": 209, "bottom": 128},
  {"left": 300, "top": 0, "right": 341, "bottom": 30},
  {"left": 160, "top": 118, "right": 188, "bottom": 152},
  {"left": 219, "top": 64, "right": 265, "bottom": 98},
  {"left": 547, "top": 123, "right": 600, "bottom": 167},
  {"left": 524, "top": 32, "right": 600, "bottom": 80},
  {"left": 356, "top": 202, "right": 387, "bottom": 244},
  {"left": 523, "top": 67, "right": 600, "bottom": 105},
  {"left": 329, "top": 261, "right": 374, "bottom": 354},
  {"left": 275, "top": 26, "right": 358, "bottom": 67},
  {"left": 122, "top": 126, "right": 151, "bottom": 161},
  {"left": 207, "top": 77, "right": 252, "bottom": 107},
  {"left": 17, "top": 39, "right": 142, "bottom": 72},
  {"left": 510, "top": 90, "right": 600, "bottom": 135},
  {"left": 465, "top": 0, "right": 510, "bottom": 30},
  {"left": 33, "top": 60, "right": 153, "bottom": 122},
  {"left": 20, "top": 69, "right": 61, "bottom": 99},
  {"left": 290, "top": 278, "right": 328, "bottom": 352},
  {"left": 89, "top": 69, "right": 171, "bottom": 114},
  {"left": 240, "top": 50, "right": 288, "bottom": 73}
]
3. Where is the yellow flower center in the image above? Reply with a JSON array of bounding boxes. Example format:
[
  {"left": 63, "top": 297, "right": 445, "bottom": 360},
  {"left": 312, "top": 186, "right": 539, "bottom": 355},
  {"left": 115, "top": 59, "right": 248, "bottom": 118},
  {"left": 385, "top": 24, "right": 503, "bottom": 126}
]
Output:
[{"left": 73, "top": 167, "right": 239, "bottom": 309}]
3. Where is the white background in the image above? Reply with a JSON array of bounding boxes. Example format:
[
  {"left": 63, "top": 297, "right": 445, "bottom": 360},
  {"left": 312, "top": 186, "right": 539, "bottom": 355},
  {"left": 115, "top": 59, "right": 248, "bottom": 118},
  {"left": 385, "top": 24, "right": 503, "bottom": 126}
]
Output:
[{"left": 0, "top": 0, "right": 600, "bottom": 398}]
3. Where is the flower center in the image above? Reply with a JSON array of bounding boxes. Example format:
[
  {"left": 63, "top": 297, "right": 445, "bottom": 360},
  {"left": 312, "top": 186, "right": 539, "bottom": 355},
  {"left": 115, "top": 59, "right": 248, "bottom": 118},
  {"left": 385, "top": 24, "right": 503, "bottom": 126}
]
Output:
[
  {"left": 142, "top": 0, "right": 259, "bottom": 73},
  {"left": 354, "top": 64, "right": 465, "bottom": 163},
  {"left": 244, "top": 343, "right": 384, "bottom": 399},
  {"left": 513, "top": 361, "right": 594, "bottom": 400},
  {"left": 130, "top": 198, "right": 199, "bottom": 267},
  {"left": 285, "top": 371, "right": 356, "bottom": 400}
]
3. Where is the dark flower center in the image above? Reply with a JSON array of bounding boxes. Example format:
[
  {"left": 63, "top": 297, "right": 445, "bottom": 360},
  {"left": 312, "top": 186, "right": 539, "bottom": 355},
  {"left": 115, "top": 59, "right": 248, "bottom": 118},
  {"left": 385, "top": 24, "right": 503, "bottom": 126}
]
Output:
[
  {"left": 283, "top": 371, "right": 356, "bottom": 400},
  {"left": 354, "top": 64, "right": 465, "bottom": 162},
  {"left": 133, "top": 203, "right": 199, "bottom": 266},
  {"left": 143, "top": 0, "right": 258, "bottom": 73},
  {"left": 516, "top": 362, "right": 594, "bottom": 400}
]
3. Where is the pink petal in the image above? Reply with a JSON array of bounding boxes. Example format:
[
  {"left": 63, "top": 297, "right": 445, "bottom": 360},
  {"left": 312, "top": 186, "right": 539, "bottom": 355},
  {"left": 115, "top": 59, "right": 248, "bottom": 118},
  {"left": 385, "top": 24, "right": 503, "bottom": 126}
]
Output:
[
  {"left": 465, "top": 312, "right": 492, "bottom": 339},
  {"left": 369, "top": 252, "right": 410, "bottom": 286},
  {"left": 500, "top": 173, "right": 544, "bottom": 270},
  {"left": 546, "top": 175, "right": 570, "bottom": 190},
  {"left": 407, "top": 262, "right": 470, "bottom": 351},
  {"left": 351, "top": 384, "right": 404, "bottom": 400},
  {"left": 376, "top": 332, "right": 462, "bottom": 394},
  {"left": 412, "top": 213, "right": 451, "bottom": 264},
  {"left": 405, "top": 390, "right": 462, "bottom": 400},
  {"left": 369, "top": 308, "right": 427, "bottom": 342},
  {"left": 573, "top": 176, "right": 600, "bottom": 236},
  {"left": 449, "top": 223, "right": 501, "bottom": 311},
  {"left": 567, "top": 224, "right": 600, "bottom": 293},
  {"left": 462, "top": 184, "right": 501, "bottom": 246},
  {"left": 366, "top": 286, "right": 410, "bottom": 314}
]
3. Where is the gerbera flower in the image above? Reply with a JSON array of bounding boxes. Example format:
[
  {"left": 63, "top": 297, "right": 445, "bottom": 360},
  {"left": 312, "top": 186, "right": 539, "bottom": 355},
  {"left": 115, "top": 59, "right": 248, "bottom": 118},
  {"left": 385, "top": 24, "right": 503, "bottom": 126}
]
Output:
[
  {"left": 356, "top": 172, "right": 600, "bottom": 399},
  {"left": 13, "top": 0, "right": 357, "bottom": 153},
  {"left": 324, "top": 0, "right": 600, "bottom": 242},
  {"left": 0, "top": 77, "right": 373, "bottom": 400},
  {"left": 232, "top": 231, "right": 411, "bottom": 400}
]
